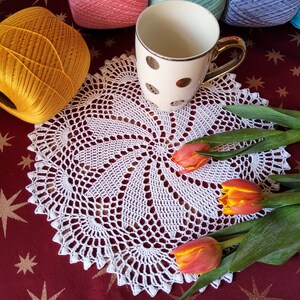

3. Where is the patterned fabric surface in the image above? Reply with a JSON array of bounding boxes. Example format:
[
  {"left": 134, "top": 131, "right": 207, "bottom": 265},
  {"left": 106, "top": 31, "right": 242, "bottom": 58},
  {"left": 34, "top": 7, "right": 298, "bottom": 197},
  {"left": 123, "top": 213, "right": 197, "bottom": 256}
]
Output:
[
  {"left": 26, "top": 55, "right": 290, "bottom": 297},
  {"left": 0, "top": 0, "right": 300, "bottom": 299}
]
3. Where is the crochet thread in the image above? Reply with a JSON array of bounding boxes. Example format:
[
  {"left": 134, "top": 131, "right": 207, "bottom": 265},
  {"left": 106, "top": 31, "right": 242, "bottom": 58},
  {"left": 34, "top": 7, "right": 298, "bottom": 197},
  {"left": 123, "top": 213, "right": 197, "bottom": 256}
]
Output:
[
  {"left": 0, "top": 7, "right": 90, "bottom": 123},
  {"left": 222, "top": 0, "right": 300, "bottom": 27},
  {"left": 68, "top": 0, "right": 148, "bottom": 29},
  {"left": 27, "top": 55, "right": 290, "bottom": 297}
]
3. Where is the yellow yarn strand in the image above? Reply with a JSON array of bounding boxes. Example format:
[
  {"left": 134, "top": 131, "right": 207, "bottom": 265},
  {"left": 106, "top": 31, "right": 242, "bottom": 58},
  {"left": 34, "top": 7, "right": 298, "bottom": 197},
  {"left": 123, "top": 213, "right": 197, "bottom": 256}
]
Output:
[
  {"left": 0, "top": 41, "right": 76, "bottom": 105},
  {"left": 0, "top": 6, "right": 90, "bottom": 124},
  {"left": 0, "top": 24, "right": 65, "bottom": 71}
]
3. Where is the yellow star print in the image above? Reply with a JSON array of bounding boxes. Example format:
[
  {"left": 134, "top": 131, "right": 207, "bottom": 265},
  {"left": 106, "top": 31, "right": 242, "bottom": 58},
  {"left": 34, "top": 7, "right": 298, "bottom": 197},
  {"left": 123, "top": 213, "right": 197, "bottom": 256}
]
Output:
[
  {"left": 27, "top": 281, "right": 65, "bottom": 300},
  {"left": 93, "top": 269, "right": 117, "bottom": 294},
  {"left": 18, "top": 154, "right": 35, "bottom": 170},
  {"left": 169, "top": 286, "right": 199, "bottom": 300},
  {"left": 294, "top": 160, "right": 300, "bottom": 172},
  {"left": 246, "top": 39, "right": 255, "bottom": 48},
  {"left": 239, "top": 278, "right": 282, "bottom": 300},
  {"left": 125, "top": 47, "right": 135, "bottom": 57},
  {"left": 290, "top": 66, "right": 300, "bottom": 76},
  {"left": 56, "top": 12, "right": 68, "bottom": 22},
  {"left": 15, "top": 253, "right": 38, "bottom": 274},
  {"left": 105, "top": 38, "right": 115, "bottom": 47},
  {"left": 32, "top": 0, "right": 48, "bottom": 6},
  {"left": 265, "top": 49, "right": 285, "bottom": 65},
  {"left": 0, "top": 189, "right": 27, "bottom": 238},
  {"left": 245, "top": 76, "right": 265, "bottom": 91},
  {"left": 0, "top": 132, "right": 13, "bottom": 152},
  {"left": 89, "top": 46, "right": 101, "bottom": 60},
  {"left": 289, "top": 31, "right": 300, "bottom": 47},
  {"left": 276, "top": 87, "right": 289, "bottom": 98}
]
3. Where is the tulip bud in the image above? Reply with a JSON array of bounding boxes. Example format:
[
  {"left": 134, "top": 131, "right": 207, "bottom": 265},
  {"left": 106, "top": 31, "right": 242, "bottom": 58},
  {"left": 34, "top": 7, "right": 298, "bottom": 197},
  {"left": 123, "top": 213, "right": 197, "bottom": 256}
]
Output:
[
  {"left": 218, "top": 179, "right": 264, "bottom": 215},
  {"left": 172, "top": 143, "right": 210, "bottom": 175},
  {"left": 171, "top": 237, "right": 222, "bottom": 274}
]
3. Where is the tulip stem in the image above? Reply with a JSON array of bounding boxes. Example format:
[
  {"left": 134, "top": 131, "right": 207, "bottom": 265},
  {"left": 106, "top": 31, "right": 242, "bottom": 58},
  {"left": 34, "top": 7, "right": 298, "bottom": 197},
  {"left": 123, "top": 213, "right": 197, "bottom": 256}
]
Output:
[{"left": 219, "top": 234, "right": 246, "bottom": 249}]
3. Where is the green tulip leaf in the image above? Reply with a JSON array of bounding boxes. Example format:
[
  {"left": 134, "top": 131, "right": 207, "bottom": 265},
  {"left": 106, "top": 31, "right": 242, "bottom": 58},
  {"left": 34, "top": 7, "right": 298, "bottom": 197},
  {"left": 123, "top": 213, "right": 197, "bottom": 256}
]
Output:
[
  {"left": 258, "top": 242, "right": 300, "bottom": 265},
  {"left": 197, "top": 129, "right": 300, "bottom": 160},
  {"left": 229, "top": 205, "right": 300, "bottom": 272},
  {"left": 259, "top": 190, "right": 300, "bottom": 207},
  {"left": 223, "top": 105, "right": 300, "bottom": 129},
  {"left": 208, "top": 219, "right": 256, "bottom": 241},
  {"left": 269, "top": 173, "right": 300, "bottom": 189},
  {"left": 188, "top": 128, "right": 281, "bottom": 146},
  {"left": 197, "top": 143, "right": 260, "bottom": 160},
  {"left": 179, "top": 253, "right": 235, "bottom": 300},
  {"left": 272, "top": 107, "right": 300, "bottom": 118}
]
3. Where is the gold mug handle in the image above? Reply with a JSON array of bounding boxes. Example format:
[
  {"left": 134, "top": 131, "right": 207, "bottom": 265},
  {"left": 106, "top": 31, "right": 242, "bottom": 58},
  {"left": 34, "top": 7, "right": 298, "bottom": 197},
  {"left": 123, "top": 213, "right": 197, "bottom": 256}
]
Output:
[{"left": 203, "top": 36, "right": 247, "bottom": 83}]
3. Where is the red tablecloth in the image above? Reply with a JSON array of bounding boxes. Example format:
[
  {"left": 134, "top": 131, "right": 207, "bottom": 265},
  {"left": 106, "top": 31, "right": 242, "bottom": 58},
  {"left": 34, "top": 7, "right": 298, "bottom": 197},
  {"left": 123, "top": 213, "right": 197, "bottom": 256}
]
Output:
[{"left": 0, "top": 1, "right": 300, "bottom": 299}]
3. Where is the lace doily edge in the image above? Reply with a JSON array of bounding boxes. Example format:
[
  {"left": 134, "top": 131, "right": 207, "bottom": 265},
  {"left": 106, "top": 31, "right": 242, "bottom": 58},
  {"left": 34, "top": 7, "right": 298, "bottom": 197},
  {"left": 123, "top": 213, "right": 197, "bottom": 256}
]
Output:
[{"left": 25, "top": 54, "right": 292, "bottom": 298}]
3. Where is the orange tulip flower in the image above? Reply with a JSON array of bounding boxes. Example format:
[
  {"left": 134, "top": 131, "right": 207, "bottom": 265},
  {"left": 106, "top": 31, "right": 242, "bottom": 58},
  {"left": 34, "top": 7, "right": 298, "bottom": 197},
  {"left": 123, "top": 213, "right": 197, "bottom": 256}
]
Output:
[
  {"left": 171, "top": 237, "right": 222, "bottom": 274},
  {"left": 218, "top": 179, "right": 264, "bottom": 215},
  {"left": 172, "top": 143, "right": 211, "bottom": 175}
]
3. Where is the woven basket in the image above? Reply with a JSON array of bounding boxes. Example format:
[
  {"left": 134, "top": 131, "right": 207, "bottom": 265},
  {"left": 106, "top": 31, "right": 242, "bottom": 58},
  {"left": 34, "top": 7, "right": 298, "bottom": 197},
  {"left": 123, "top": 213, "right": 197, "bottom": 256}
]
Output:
[{"left": 0, "top": 7, "right": 90, "bottom": 123}]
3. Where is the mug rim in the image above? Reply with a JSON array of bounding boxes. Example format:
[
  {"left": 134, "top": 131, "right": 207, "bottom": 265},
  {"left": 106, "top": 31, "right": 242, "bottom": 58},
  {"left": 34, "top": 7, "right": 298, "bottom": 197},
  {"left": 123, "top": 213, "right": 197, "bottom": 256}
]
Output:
[{"left": 136, "top": 0, "right": 220, "bottom": 61}]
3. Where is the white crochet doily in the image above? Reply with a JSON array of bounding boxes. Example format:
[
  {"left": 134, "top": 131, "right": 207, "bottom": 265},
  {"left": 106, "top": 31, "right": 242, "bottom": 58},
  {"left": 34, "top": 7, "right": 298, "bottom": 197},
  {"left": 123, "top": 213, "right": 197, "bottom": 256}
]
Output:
[{"left": 27, "top": 55, "right": 290, "bottom": 297}]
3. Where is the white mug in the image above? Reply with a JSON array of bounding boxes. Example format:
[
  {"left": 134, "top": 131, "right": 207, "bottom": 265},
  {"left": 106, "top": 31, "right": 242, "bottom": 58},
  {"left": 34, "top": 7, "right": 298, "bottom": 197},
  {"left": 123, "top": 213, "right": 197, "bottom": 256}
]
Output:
[{"left": 135, "top": 0, "right": 246, "bottom": 112}]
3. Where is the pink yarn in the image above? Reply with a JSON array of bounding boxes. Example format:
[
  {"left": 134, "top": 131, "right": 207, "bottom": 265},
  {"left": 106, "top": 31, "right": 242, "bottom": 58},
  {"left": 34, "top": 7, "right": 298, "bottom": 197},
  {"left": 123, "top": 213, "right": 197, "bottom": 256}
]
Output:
[{"left": 68, "top": 0, "right": 148, "bottom": 29}]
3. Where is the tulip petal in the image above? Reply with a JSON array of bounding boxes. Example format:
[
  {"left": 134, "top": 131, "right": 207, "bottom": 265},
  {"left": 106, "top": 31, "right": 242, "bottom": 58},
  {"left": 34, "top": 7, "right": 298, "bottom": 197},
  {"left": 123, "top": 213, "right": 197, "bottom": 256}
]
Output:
[
  {"left": 218, "top": 179, "right": 264, "bottom": 216},
  {"left": 172, "top": 142, "right": 211, "bottom": 174},
  {"left": 178, "top": 244, "right": 222, "bottom": 274},
  {"left": 171, "top": 237, "right": 215, "bottom": 254},
  {"left": 222, "top": 179, "right": 262, "bottom": 194},
  {"left": 171, "top": 237, "right": 222, "bottom": 274},
  {"left": 231, "top": 203, "right": 263, "bottom": 215},
  {"left": 227, "top": 190, "right": 263, "bottom": 201}
]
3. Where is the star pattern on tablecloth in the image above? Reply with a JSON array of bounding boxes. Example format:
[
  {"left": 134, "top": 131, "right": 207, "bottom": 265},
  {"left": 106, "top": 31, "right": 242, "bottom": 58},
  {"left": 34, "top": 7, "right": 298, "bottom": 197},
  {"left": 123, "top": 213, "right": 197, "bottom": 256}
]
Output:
[
  {"left": 239, "top": 278, "right": 282, "bottom": 300},
  {"left": 89, "top": 46, "right": 101, "bottom": 60},
  {"left": 18, "top": 154, "right": 35, "bottom": 170},
  {"left": 0, "top": 132, "right": 13, "bottom": 152},
  {"left": 249, "top": 27, "right": 263, "bottom": 34},
  {"left": 289, "top": 31, "right": 300, "bottom": 47},
  {"left": 0, "top": 0, "right": 299, "bottom": 297},
  {"left": 15, "top": 253, "right": 38, "bottom": 274},
  {"left": 246, "top": 39, "right": 254, "bottom": 48},
  {"left": 169, "top": 286, "right": 199, "bottom": 299},
  {"left": 0, "top": 189, "right": 27, "bottom": 238},
  {"left": 245, "top": 76, "right": 265, "bottom": 90},
  {"left": 125, "top": 47, "right": 135, "bottom": 57},
  {"left": 93, "top": 269, "right": 117, "bottom": 294},
  {"left": 32, "top": 0, "right": 48, "bottom": 6},
  {"left": 294, "top": 160, "right": 300, "bottom": 172},
  {"left": 230, "top": 49, "right": 240, "bottom": 59},
  {"left": 105, "top": 38, "right": 115, "bottom": 47},
  {"left": 276, "top": 86, "right": 289, "bottom": 98},
  {"left": 27, "top": 281, "right": 65, "bottom": 300},
  {"left": 290, "top": 66, "right": 300, "bottom": 76},
  {"left": 56, "top": 12, "right": 67, "bottom": 22},
  {"left": 265, "top": 49, "right": 285, "bottom": 65}
]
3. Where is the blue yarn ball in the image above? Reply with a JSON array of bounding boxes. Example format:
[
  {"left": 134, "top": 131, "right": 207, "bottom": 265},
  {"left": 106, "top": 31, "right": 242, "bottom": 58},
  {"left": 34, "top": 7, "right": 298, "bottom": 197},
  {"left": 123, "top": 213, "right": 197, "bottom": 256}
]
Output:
[
  {"left": 149, "top": 0, "right": 226, "bottom": 20},
  {"left": 291, "top": 8, "right": 300, "bottom": 29},
  {"left": 222, "top": 0, "right": 300, "bottom": 27}
]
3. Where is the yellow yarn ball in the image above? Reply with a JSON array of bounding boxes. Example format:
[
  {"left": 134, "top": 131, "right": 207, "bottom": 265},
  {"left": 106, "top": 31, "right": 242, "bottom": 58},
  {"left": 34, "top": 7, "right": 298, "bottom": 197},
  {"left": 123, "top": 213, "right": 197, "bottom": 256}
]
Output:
[{"left": 0, "top": 7, "right": 90, "bottom": 123}]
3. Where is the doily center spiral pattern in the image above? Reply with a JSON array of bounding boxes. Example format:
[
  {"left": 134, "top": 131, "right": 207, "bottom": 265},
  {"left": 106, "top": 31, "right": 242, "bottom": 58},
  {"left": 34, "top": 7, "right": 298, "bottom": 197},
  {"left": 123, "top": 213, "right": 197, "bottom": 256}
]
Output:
[{"left": 27, "top": 55, "right": 290, "bottom": 297}]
